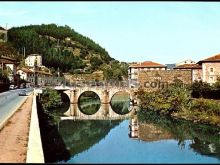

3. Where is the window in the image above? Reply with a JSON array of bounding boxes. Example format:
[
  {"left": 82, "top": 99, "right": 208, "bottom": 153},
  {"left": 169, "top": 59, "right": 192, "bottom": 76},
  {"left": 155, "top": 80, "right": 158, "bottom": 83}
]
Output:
[
  {"left": 210, "top": 68, "right": 213, "bottom": 72},
  {"left": 210, "top": 76, "right": 213, "bottom": 82}
]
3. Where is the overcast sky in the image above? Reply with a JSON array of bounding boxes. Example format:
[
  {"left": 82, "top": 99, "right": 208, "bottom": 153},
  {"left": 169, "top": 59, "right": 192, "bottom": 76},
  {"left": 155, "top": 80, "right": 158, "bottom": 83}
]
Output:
[{"left": 1, "top": 1, "right": 220, "bottom": 64}]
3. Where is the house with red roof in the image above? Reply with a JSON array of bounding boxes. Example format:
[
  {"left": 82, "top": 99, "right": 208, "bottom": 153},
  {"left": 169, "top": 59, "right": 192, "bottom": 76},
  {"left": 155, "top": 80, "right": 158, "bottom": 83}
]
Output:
[
  {"left": 128, "top": 61, "right": 167, "bottom": 80},
  {"left": 197, "top": 54, "right": 220, "bottom": 84},
  {"left": 174, "top": 63, "right": 202, "bottom": 82}
]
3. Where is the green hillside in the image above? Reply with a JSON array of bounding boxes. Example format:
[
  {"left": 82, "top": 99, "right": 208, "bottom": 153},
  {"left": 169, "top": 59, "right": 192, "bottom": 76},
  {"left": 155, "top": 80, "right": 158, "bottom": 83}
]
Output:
[
  {"left": 7, "top": 24, "right": 112, "bottom": 72},
  {"left": 4, "top": 24, "right": 128, "bottom": 81},
  {"left": 0, "top": 24, "right": 128, "bottom": 81}
]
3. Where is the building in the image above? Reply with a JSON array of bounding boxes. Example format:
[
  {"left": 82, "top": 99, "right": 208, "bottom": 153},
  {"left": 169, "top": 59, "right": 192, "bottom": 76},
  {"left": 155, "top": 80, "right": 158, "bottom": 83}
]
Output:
[
  {"left": 17, "top": 68, "right": 35, "bottom": 86},
  {"left": 17, "top": 68, "right": 64, "bottom": 87},
  {"left": 25, "top": 54, "right": 42, "bottom": 67},
  {"left": 128, "top": 61, "right": 167, "bottom": 80},
  {"left": 197, "top": 54, "right": 220, "bottom": 84},
  {"left": 175, "top": 59, "right": 196, "bottom": 67},
  {"left": 173, "top": 63, "right": 202, "bottom": 82},
  {"left": 137, "top": 70, "right": 192, "bottom": 91}
]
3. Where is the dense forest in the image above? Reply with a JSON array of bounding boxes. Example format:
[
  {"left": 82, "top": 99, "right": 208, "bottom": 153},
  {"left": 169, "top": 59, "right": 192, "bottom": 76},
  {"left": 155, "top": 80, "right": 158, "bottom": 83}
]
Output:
[{"left": 6, "top": 24, "right": 128, "bottom": 80}]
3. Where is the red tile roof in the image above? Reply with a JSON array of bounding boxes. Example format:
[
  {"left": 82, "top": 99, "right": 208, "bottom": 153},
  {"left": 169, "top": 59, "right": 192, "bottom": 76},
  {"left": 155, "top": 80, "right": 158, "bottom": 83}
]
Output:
[
  {"left": 36, "top": 70, "right": 52, "bottom": 76},
  {"left": 174, "top": 64, "right": 202, "bottom": 69},
  {"left": 198, "top": 54, "right": 220, "bottom": 63},
  {"left": 129, "top": 61, "right": 166, "bottom": 68},
  {"left": 18, "top": 68, "right": 33, "bottom": 73}
]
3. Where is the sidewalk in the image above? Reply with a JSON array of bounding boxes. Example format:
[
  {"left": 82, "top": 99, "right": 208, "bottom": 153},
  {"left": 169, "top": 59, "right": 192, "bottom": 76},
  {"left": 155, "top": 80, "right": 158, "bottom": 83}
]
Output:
[{"left": 0, "top": 94, "right": 33, "bottom": 163}]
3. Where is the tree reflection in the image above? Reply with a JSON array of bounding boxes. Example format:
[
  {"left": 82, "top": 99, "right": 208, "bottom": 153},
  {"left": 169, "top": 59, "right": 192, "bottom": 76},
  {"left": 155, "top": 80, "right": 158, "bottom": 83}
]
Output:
[
  {"left": 138, "top": 109, "right": 220, "bottom": 160},
  {"left": 57, "top": 119, "right": 122, "bottom": 161}
]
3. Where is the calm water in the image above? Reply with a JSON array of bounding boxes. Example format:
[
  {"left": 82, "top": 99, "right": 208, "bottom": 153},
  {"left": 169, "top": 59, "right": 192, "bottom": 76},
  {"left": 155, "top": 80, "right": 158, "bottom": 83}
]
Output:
[
  {"left": 53, "top": 93, "right": 220, "bottom": 163},
  {"left": 57, "top": 118, "right": 220, "bottom": 164}
]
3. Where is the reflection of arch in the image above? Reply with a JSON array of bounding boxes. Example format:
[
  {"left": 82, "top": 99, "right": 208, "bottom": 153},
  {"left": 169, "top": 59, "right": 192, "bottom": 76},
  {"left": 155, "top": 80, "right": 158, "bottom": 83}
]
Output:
[
  {"left": 110, "top": 91, "right": 132, "bottom": 115},
  {"left": 62, "top": 104, "right": 138, "bottom": 120},
  {"left": 78, "top": 91, "right": 101, "bottom": 115}
]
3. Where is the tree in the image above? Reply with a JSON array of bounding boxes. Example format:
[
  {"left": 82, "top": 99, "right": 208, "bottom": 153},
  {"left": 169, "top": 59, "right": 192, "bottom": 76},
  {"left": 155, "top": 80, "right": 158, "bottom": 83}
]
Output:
[
  {"left": 214, "top": 76, "right": 220, "bottom": 89},
  {"left": 40, "top": 88, "right": 62, "bottom": 111}
]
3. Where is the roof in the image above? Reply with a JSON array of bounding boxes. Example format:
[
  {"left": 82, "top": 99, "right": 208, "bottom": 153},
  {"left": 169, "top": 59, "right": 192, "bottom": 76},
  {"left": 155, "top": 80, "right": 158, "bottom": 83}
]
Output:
[
  {"left": 198, "top": 54, "right": 220, "bottom": 64},
  {"left": 27, "top": 54, "right": 42, "bottom": 57},
  {"left": 18, "top": 68, "right": 33, "bottom": 73},
  {"left": 174, "top": 63, "right": 202, "bottom": 69},
  {"left": 35, "top": 70, "right": 52, "bottom": 76},
  {"left": 129, "top": 61, "right": 166, "bottom": 68}
]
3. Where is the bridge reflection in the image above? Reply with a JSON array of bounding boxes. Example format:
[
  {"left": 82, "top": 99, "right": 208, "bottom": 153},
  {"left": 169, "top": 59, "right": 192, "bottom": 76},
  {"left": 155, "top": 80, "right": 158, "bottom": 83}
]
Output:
[{"left": 61, "top": 104, "right": 138, "bottom": 120}]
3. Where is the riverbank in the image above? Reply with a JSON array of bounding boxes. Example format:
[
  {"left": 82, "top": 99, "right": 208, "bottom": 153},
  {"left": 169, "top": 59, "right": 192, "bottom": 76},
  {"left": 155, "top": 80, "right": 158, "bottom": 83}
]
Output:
[
  {"left": 0, "top": 94, "right": 32, "bottom": 163},
  {"left": 137, "top": 81, "right": 220, "bottom": 128},
  {"left": 139, "top": 97, "right": 220, "bottom": 128}
]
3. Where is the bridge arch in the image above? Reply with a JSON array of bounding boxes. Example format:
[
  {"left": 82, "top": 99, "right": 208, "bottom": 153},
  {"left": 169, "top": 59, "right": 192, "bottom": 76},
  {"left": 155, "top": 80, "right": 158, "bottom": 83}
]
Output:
[
  {"left": 59, "top": 86, "right": 137, "bottom": 118},
  {"left": 77, "top": 91, "right": 101, "bottom": 115}
]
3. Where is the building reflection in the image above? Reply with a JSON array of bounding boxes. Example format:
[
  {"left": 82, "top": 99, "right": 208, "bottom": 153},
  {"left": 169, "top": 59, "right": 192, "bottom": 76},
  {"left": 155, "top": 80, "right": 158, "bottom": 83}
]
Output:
[
  {"left": 128, "top": 117, "right": 139, "bottom": 139},
  {"left": 129, "top": 116, "right": 173, "bottom": 141}
]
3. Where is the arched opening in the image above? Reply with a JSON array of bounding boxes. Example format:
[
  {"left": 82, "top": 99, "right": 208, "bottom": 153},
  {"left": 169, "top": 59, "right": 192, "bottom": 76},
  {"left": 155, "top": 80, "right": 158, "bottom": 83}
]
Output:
[
  {"left": 57, "top": 90, "right": 70, "bottom": 114},
  {"left": 110, "top": 91, "right": 133, "bottom": 115},
  {"left": 78, "top": 91, "right": 101, "bottom": 115}
]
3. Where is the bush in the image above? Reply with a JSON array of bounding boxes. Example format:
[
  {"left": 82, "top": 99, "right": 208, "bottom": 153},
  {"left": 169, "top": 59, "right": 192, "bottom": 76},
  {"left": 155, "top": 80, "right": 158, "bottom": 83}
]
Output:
[{"left": 40, "top": 88, "right": 62, "bottom": 111}]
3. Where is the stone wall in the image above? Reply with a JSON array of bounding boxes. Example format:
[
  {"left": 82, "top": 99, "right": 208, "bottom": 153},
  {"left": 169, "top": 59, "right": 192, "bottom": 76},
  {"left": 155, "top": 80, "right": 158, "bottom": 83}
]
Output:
[{"left": 137, "top": 70, "right": 192, "bottom": 91}]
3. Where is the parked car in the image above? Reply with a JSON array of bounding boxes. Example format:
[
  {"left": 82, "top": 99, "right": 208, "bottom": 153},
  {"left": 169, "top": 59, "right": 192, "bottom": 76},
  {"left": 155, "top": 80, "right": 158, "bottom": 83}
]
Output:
[
  {"left": 9, "top": 85, "right": 15, "bottom": 90},
  {"left": 18, "top": 90, "right": 27, "bottom": 96}
]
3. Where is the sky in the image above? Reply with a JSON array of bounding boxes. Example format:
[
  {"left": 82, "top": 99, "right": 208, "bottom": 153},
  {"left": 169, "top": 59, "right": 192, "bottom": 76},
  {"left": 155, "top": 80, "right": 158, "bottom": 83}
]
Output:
[{"left": 1, "top": 1, "right": 220, "bottom": 64}]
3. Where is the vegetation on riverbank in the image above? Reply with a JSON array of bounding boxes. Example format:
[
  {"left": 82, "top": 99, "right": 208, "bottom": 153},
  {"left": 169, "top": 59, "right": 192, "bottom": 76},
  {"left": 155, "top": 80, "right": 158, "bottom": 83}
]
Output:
[
  {"left": 39, "top": 88, "right": 67, "bottom": 124},
  {"left": 137, "top": 79, "right": 220, "bottom": 127}
]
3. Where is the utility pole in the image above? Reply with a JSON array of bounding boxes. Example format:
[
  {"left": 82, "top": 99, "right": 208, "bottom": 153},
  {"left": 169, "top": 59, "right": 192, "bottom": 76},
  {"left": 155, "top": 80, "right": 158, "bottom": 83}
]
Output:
[
  {"left": 23, "top": 47, "right": 25, "bottom": 58},
  {"left": 1, "top": 61, "right": 3, "bottom": 77}
]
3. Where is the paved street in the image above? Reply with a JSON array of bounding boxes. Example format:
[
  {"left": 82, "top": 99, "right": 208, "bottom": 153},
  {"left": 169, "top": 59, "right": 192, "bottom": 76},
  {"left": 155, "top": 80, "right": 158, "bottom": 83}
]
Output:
[{"left": 0, "top": 88, "right": 33, "bottom": 129}]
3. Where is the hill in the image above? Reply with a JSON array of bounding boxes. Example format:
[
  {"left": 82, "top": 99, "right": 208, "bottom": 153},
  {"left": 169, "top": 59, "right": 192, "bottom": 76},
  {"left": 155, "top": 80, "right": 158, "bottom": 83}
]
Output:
[
  {"left": 7, "top": 24, "right": 113, "bottom": 72},
  {"left": 5, "top": 24, "right": 128, "bottom": 81}
]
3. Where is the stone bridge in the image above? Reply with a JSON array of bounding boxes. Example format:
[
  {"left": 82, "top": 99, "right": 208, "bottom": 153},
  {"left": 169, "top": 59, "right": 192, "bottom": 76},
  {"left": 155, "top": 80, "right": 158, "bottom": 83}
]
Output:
[
  {"left": 62, "top": 86, "right": 137, "bottom": 104},
  {"left": 54, "top": 85, "right": 138, "bottom": 120}
]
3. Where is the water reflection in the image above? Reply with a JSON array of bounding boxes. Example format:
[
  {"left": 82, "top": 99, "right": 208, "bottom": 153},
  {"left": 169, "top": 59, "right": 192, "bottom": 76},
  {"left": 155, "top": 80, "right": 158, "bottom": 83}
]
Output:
[
  {"left": 78, "top": 91, "right": 101, "bottom": 115},
  {"left": 137, "top": 110, "right": 220, "bottom": 160},
  {"left": 57, "top": 119, "right": 122, "bottom": 160},
  {"left": 55, "top": 94, "right": 220, "bottom": 163},
  {"left": 64, "top": 95, "right": 136, "bottom": 120},
  {"left": 110, "top": 91, "right": 131, "bottom": 115}
]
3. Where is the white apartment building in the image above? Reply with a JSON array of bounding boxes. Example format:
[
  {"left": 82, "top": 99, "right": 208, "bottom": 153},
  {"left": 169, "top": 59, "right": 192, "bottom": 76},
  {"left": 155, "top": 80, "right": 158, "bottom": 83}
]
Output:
[{"left": 25, "top": 54, "right": 42, "bottom": 67}]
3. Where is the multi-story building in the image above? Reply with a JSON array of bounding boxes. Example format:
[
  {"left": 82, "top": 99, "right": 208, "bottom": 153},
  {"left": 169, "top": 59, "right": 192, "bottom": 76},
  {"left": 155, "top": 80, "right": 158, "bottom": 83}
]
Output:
[
  {"left": 25, "top": 54, "right": 42, "bottom": 67},
  {"left": 197, "top": 54, "right": 220, "bottom": 84},
  {"left": 17, "top": 67, "right": 64, "bottom": 87},
  {"left": 173, "top": 63, "right": 202, "bottom": 82},
  {"left": 128, "top": 61, "right": 167, "bottom": 80},
  {"left": 17, "top": 68, "right": 35, "bottom": 86}
]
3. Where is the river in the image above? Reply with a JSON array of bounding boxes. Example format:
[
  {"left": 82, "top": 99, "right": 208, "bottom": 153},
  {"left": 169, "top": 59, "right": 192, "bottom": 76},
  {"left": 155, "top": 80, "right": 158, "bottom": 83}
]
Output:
[{"left": 42, "top": 92, "right": 220, "bottom": 163}]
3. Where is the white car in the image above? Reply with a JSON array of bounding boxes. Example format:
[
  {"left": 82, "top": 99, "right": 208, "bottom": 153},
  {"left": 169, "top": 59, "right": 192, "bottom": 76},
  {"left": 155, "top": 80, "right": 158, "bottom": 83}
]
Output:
[{"left": 9, "top": 85, "right": 15, "bottom": 90}]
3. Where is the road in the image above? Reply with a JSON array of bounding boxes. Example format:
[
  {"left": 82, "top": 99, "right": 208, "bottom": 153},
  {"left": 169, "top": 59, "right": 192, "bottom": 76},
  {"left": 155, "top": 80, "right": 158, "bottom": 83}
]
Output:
[{"left": 0, "top": 88, "right": 33, "bottom": 130}]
